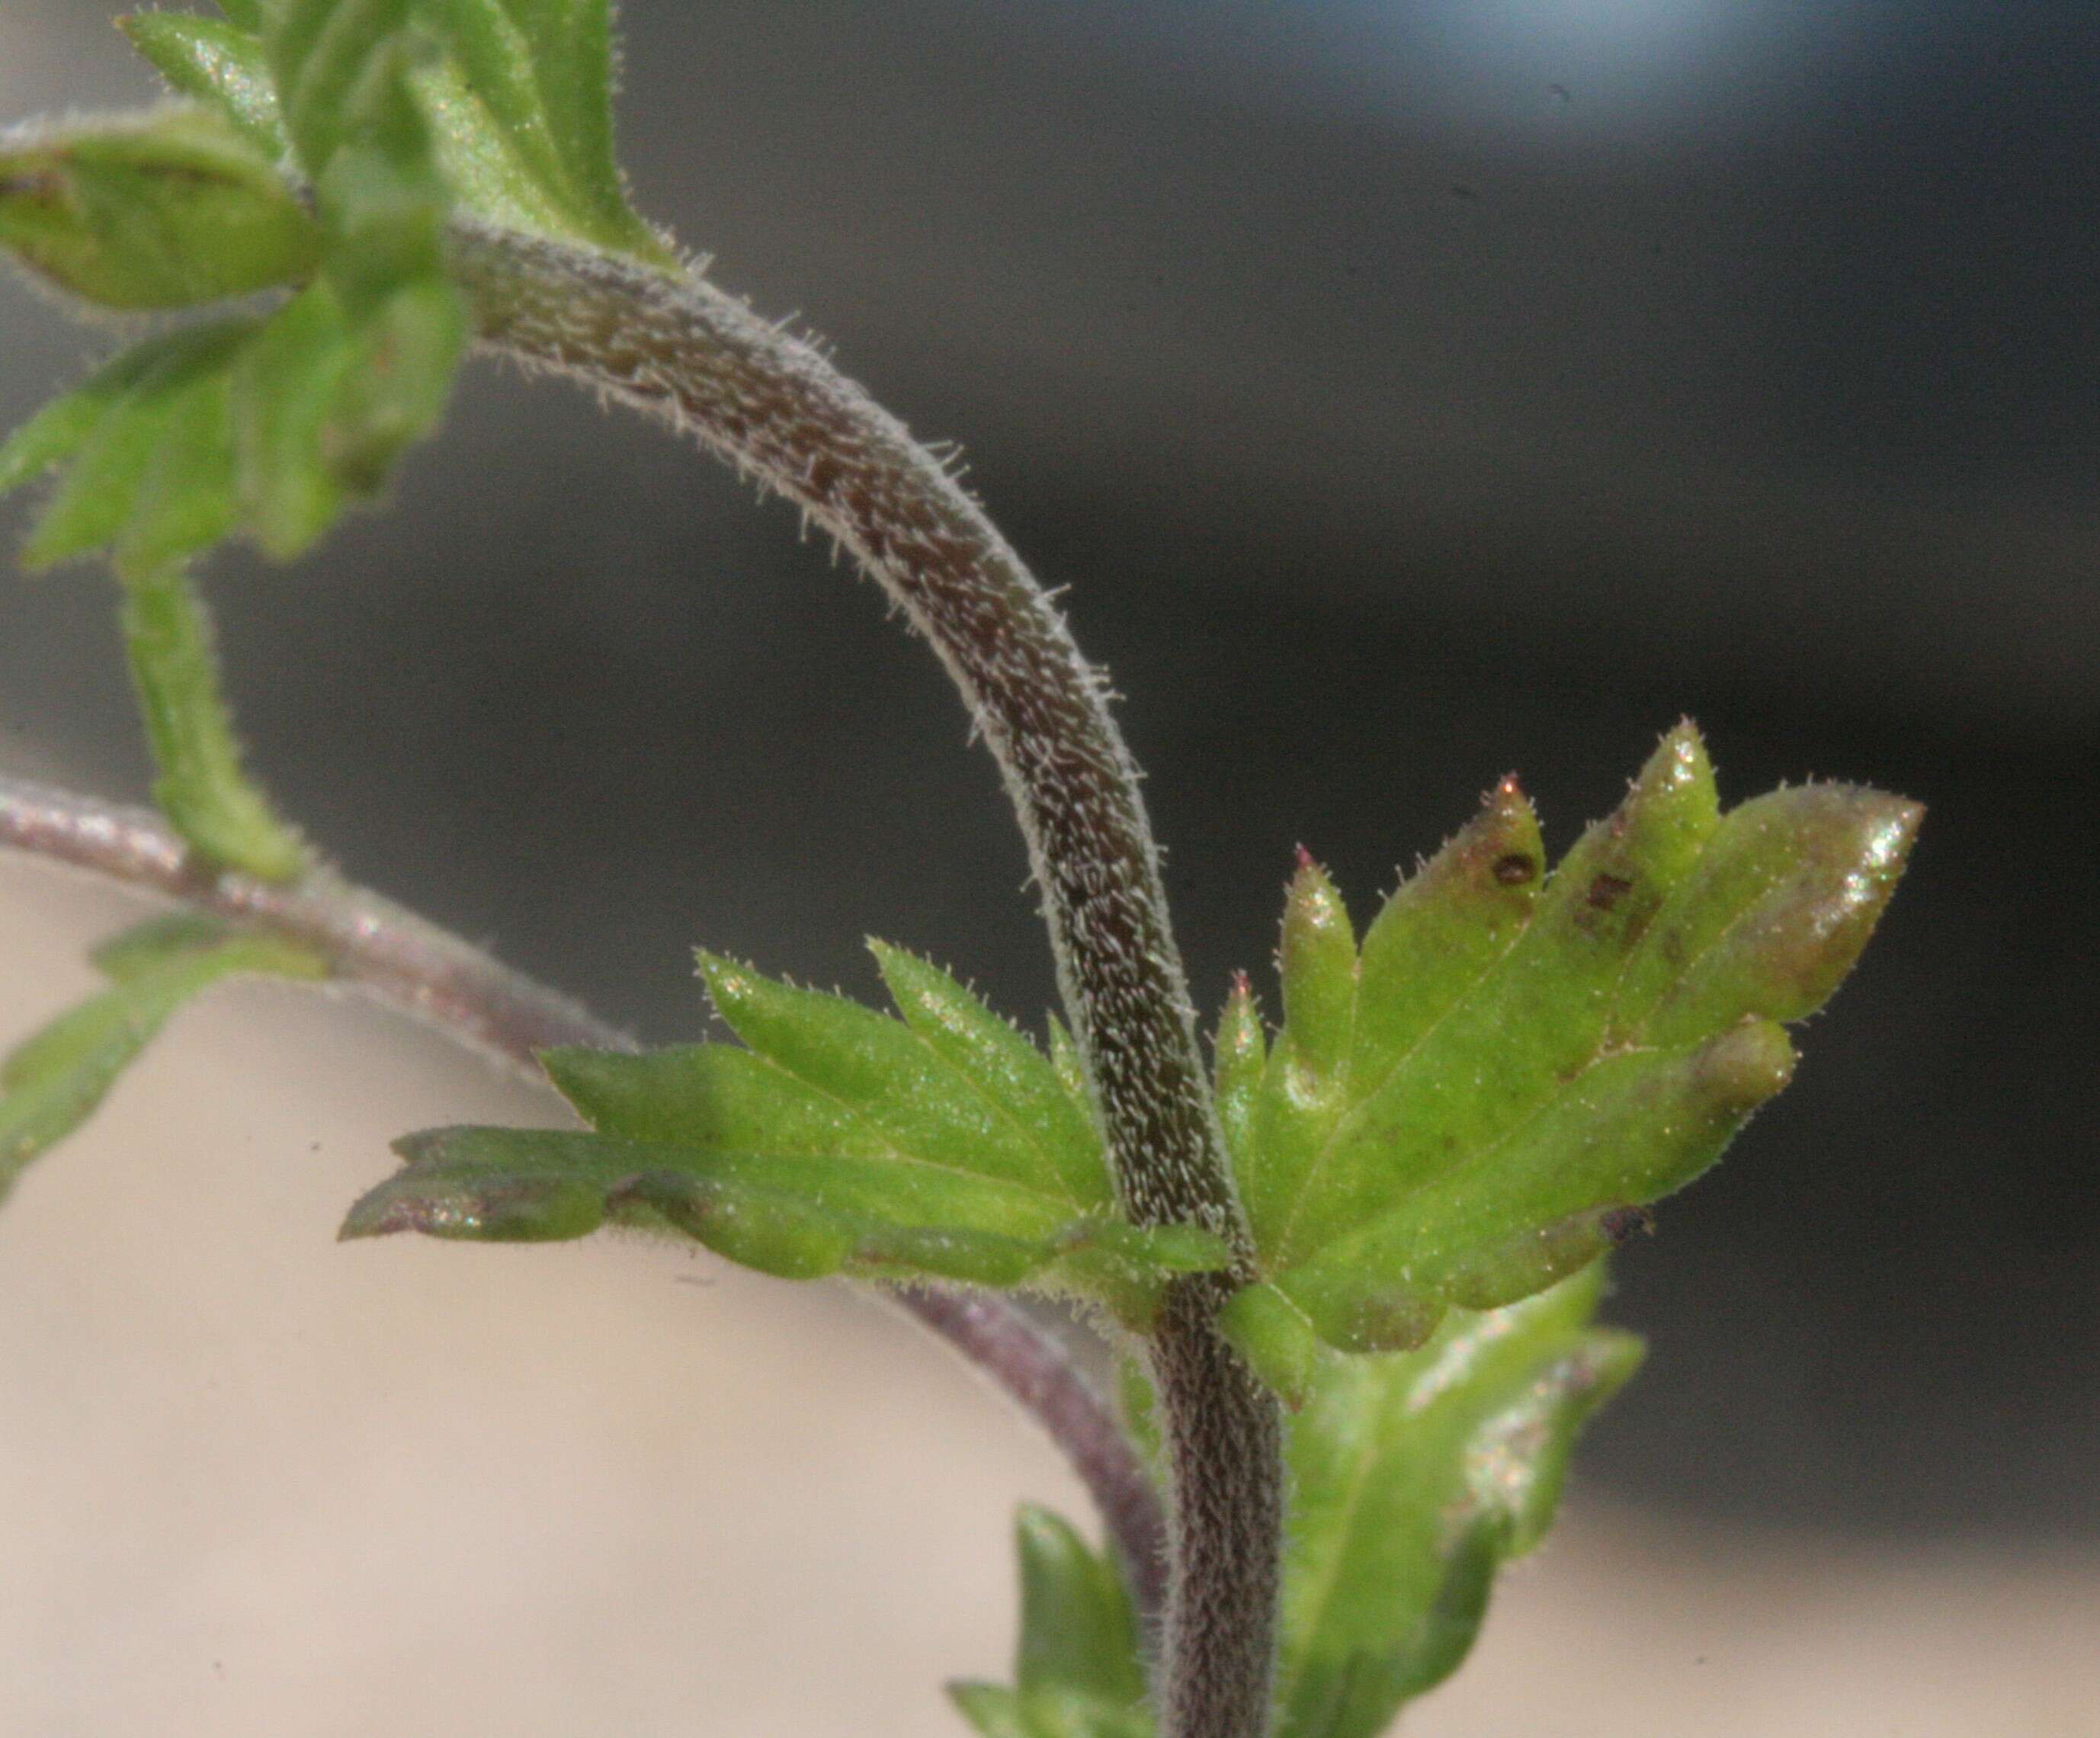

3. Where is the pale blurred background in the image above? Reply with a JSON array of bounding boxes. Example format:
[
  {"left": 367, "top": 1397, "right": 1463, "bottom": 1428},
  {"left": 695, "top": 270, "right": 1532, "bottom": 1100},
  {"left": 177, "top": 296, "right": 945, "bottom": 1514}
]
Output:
[{"left": 2, "top": 1, "right": 2096, "bottom": 1733}]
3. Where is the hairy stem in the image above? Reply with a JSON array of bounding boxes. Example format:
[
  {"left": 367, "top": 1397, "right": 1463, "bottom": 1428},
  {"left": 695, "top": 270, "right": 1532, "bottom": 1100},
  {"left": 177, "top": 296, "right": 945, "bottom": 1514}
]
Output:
[
  {"left": 0, "top": 773, "right": 1163, "bottom": 1613},
  {"left": 450, "top": 223, "right": 1284, "bottom": 1737},
  {"left": 897, "top": 1284, "right": 1167, "bottom": 1621}
]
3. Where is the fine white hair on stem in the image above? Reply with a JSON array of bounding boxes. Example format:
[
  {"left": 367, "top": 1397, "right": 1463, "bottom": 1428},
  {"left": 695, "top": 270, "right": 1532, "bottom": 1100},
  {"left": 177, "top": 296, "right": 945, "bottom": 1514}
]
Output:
[{"left": 447, "top": 220, "right": 1284, "bottom": 1738}]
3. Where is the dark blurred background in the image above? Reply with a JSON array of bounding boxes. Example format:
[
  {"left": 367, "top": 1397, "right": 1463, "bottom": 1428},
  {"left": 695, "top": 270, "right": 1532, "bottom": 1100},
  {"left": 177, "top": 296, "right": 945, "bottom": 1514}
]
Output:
[{"left": 4, "top": 1, "right": 2094, "bottom": 1541}]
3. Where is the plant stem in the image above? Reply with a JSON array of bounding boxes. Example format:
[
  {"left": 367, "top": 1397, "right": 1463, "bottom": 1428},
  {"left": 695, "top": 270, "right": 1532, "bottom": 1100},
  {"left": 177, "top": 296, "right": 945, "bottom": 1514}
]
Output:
[
  {"left": 0, "top": 772, "right": 1164, "bottom": 1615},
  {"left": 896, "top": 1284, "right": 1166, "bottom": 1622},
  {"left": 450, "top": 223, "right": 1284, "bottom": 1738}
]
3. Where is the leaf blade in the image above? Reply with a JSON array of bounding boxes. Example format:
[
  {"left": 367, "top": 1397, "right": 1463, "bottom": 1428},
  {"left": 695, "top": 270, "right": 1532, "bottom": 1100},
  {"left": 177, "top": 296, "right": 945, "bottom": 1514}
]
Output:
[
  {"left": 1220, "top": 725, "right": 1918, "bottom": 1361},
  {"left": 2, "top": 921, "right": 326, "bottom": 1203}
]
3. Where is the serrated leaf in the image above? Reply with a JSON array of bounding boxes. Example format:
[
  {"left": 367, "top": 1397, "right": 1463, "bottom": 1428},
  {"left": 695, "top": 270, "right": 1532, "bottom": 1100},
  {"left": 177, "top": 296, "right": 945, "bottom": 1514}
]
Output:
[
  {"left": 2, "top": 272, "right": 450, "bottom": 572},
  {"left": 1, "top": 917, "right": 327, "bottom": 1204},
  {"left": 125, "top": 0, "right": 669, "bottom": 263},
  {"left": 0, "top": 319, "right": 307, "bottom": 880},
  {"left": 348, "top": 943, "right": 1227, "bottom": 1311},
  {"left": 951, "top": 1508, "right": 1150, "bottom": 1738},
  {"left": 694, "top": 948, "right": 1114, "bottom": 1211},
  {"left": 1221, "top": 725, "right": 1919, "bottom": 1360},
  {"left": 1273, "top": 1268, "right": 1641, "bottom": 1738},
  {"left": 870, "top": 942, "right": 1106, "bottom": 1208},
  {"left": 408, "top": 0, "right": 672, "bottom": 261},
  {"left": 0, "top": 109, "right": 319, "bottom": 311},
  {"left": 341, "top": 1121, "right": 1214, "bottom": 1297}
]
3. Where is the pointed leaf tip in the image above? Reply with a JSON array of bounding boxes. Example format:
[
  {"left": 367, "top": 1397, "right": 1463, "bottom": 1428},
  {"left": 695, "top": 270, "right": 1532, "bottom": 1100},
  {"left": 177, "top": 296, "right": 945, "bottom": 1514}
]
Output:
[
  {"left": 1214, "top": 972, "right": 1266, "bottom": 1162},
  {"left": 1014, "top": 1506, "right": 1146, "bottom": 1705},
  {"left": 1618, "top": 782, "right": 1922, "bottom": 1046},
  {"left": 1233, "top": 729, "right": 1912, "bottom": 1362},
  {"left": 120, "top": 13, "right": 288, "bottom": 157},
  {"left": 967, "top": 1504, "right": 1149, "bottom": 1733},
  {"left": 1279, "top": 855, "right": 1355, "bottom": 1078}
]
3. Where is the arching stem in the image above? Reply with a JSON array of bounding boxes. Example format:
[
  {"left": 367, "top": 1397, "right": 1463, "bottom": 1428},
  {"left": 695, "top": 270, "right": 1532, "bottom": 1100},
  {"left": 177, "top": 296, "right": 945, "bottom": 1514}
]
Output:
[{"left": 449, "top": 224, "right": 1284, "bottom": 1738}]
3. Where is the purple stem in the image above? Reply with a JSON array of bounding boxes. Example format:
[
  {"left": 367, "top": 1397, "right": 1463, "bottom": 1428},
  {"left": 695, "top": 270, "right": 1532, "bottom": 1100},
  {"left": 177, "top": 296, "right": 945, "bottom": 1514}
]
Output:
[{"left": 0, "top": 771, "right": 1167, "bottom": 1621}]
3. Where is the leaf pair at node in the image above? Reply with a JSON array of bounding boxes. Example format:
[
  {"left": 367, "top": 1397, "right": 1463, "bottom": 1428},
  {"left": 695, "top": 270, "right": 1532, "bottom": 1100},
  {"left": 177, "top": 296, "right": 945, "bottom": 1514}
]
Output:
[
  {"left": 1214, "top": 722, "right": 1919, "bottom": 1400},
  {"left": 1, "top": 912, "right": 326, "bottom": 1205},
  {"left": 348, "top": 725, "right": 1917, "bottom": 1372},
  {"left": 3, "top": 0, "right": 675, "bottom": 584},
  {"left": 345, "top": 945, "right": 1230, "bottom": 1323},
  {"left": 2, "top": 1, "right": 675, "bottom": 879}
]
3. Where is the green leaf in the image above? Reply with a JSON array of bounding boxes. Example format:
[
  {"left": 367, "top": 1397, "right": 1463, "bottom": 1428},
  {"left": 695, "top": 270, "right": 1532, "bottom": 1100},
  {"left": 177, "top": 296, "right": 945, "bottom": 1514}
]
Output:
[
  {"left": 869, "top": 942, "right": 1107, "bottom": 1208},
  {"left": 1221, "top": 725, "right": 1919, "bottom": 1361},
  {"left": 950, "top": 1508, "right": 1151, "bottom": 1738},
  {"left": 694, "top": 948, "right": 1111, "bottom": 1211},
  {"left": 9, "top": 0, "right": 672, "bottom": 588},
  {"left": 0, "top": 109, "right": 320, "bottom": 311},
  {"left": 123, "top": 0, "right": 670, "bottom": 263},
  {"left": 2, "top": 916, "right": 327, "bottom": 1204},
  {"left": 120, "top": 564, "right": 307, "bottom": 880},
  {"left": 0, "top": 324, "right": 308, "bottom": 879},
  {"left": 407, "top": 0, "right": 673, "bottom": 261},
  {"left": 215, "top": 0, "right": 267, "bottom": 37},
  {"left": 9, "top": 320, "right": 254, "bottom": 575},
  {"left": 120, "top": 14, "right": 290, "bottom": 158},
  {"left": 268, "top": 0, "right": 422, "bottom": 180},
  {"left": 1273, "top": 1268, "right": 1641, "bottom": 1738},
  {"left": 323, "top": 273, "right": 470, "bottom": 492},
  {"left": 1015, "top": 1507, "right": 1147, "bottom": 1708},
  {"left": 2, "top": 272, "right": 454, "bottom": 572},
  {"left": 345, "top": 944, "right": 1228, "bottom": 1313},
  {"left": 229, "top": 279, "right": 358, "bottom": 556},
  {"left": 951, "top": 1684, "right": 1153, "bottom": 1738}
]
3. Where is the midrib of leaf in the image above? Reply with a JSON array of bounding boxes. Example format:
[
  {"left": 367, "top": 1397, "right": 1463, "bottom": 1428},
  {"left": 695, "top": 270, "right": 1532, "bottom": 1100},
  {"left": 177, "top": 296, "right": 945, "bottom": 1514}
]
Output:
[
  {"left": 1281, "top": 1369, "right": 1398, "bottom": 1698},
  {"left": 1300, "top": 1038, "right": 1668, "bottom": 1280},
  {"left": 284, "top": 0, "right": 409, "bottom": 154},
  {"left": 1605, "top": 823, "right": 1808, "bottom": 1044},
  {"left": 912, "top": 1010, "right": 1105, "bottom": 1213},
  {"left": 743, "top": 1045, "right": 1087, "bottom": 1217},
  {"left": 1269, "top": 902, "right": 1537, "bottom": 1266},
  {"left": 415, "top": 62, "right": 576, "bottom": 236}
]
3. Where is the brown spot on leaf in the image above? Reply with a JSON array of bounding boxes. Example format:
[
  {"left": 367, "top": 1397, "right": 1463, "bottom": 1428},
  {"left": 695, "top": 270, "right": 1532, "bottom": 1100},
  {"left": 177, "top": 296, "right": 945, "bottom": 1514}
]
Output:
[
  {"left": 1587, "top": 871, "right": 1634, "bottom": 912},
  {"left": 0, "top": 170, "right": 64, "bottom": 204},
  {"left": 1600, "top": 1204, "right": 1655, "bottom": 1246},
  {"left": 1491, "top": 851, "right": 1536, "bottom": 886}
]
